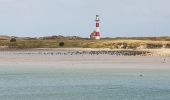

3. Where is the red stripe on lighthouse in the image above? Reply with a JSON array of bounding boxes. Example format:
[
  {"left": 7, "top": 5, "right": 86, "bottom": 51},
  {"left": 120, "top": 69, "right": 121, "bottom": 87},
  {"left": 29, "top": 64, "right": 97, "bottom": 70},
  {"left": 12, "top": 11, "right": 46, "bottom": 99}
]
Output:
[
  {"left": 95, "top": 32, "right": 100, "bottom": 36},
  {"left": 96, "top": 23, "right": 99, "bottom": 27}
]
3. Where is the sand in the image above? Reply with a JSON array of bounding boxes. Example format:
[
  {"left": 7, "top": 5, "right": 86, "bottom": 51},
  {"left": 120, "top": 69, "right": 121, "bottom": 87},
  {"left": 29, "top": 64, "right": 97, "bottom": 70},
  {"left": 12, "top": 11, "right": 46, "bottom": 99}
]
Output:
[{"left": 0, "top": 49, "right": 169, "bottom": 70}]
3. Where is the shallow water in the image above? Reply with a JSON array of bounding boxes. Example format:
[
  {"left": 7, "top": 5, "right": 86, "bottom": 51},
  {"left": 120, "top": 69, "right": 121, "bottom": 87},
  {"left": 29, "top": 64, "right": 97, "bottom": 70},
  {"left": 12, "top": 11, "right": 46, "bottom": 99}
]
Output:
[
  {"left": 0, "top": 65, "right": 170, "bottom": 100},
  {"left": 0, "top": 51, "right": 170, "bottom": 100}
]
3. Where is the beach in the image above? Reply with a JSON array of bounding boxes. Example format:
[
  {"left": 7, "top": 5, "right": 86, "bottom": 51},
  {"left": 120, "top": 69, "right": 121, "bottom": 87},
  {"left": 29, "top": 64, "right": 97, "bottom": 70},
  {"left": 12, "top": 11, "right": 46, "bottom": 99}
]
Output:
[
  {"left": 0, "top": 49, "right": 170, "bottom": 72},
  {"left": 1, "top": 0, "right": 170, "bottom": 99},
  {"left": 0, "top": 49, "right": 170, "bottom": 100}
]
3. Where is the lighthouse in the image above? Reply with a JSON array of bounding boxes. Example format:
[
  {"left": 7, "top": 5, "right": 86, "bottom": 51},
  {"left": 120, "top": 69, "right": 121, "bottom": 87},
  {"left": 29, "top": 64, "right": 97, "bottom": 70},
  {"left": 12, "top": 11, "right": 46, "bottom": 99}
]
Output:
[
  {"left": 95, "top": 15, "right": 100, "bottom": 39},
  {"left": 90, "top": 15, "right": 101, "bottom": 40}
]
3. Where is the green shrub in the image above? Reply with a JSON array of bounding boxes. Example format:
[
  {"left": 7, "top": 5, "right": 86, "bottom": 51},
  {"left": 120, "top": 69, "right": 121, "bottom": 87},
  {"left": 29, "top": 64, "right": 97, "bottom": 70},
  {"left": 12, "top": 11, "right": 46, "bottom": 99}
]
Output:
[
  {"left": 59, "top": 42, "right": 65, "bottom": 47},
  {"left": 10, "top": 38, "right": 16, "bottom": 42}
]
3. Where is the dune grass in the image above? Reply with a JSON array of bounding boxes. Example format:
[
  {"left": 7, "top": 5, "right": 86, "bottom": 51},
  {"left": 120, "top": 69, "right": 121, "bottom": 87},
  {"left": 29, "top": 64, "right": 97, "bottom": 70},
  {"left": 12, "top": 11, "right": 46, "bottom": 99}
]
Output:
[{"left": 0, "top": 39, "right": 170, "bottom": 49}]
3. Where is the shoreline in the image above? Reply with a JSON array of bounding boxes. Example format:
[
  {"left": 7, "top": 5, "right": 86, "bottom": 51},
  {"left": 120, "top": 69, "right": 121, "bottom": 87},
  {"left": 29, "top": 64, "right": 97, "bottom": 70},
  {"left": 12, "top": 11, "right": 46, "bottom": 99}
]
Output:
[
  {"left": 0, "top": 48, "right": 169, "bottom": 70},
  {"left": 0, "top": 48, "right": 170, "bottom": 56}
]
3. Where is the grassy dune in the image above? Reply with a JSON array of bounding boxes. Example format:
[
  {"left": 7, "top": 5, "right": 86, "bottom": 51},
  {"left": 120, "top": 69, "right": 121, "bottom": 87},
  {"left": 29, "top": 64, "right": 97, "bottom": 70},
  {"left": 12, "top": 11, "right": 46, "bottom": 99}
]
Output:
[{"left": 0, "top": 39, "right": 170, "bottom": 49}]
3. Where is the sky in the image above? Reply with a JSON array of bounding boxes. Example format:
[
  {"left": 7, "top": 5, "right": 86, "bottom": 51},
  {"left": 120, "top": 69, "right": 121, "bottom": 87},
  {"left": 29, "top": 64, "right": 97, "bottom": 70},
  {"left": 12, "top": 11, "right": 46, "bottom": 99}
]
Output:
[{"left": 0, "top": 0, "right": 170, "bottom": 37}]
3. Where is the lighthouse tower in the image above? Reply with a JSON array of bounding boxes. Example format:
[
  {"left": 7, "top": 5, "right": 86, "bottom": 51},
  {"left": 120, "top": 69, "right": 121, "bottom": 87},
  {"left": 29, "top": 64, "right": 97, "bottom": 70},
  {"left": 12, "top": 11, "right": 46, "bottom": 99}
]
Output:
[{"left": 95, "top": 15, "right": 100, "bottom": 39}]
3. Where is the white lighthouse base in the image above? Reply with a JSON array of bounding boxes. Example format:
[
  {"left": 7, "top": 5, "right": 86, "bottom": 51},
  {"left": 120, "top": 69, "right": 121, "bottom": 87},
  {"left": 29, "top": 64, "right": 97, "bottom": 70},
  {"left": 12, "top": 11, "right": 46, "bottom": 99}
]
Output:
[{"left": 95, "top": 36, "right": 100, "bottom": 40}]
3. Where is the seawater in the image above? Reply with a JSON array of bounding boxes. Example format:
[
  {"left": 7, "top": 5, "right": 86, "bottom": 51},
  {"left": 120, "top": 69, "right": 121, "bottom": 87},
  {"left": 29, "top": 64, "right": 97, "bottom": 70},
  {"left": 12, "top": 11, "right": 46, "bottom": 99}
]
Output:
[{"left": 0, "top": 65, "right": 170, "bottom": 100}]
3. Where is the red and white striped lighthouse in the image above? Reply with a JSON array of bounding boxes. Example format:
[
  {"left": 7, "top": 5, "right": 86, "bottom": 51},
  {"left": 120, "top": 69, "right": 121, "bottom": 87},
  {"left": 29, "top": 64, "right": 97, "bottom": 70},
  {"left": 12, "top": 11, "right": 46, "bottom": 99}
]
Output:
[{"left": 95, "top": 15, "right": 100, "bottom": 39}]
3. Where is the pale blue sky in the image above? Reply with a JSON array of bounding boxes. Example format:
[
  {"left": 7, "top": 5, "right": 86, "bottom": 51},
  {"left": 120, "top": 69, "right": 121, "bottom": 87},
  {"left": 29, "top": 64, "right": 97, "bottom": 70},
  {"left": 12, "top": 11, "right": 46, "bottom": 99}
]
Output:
[{"left": 0, "top": 0, "right": 170, "bottom": 37}]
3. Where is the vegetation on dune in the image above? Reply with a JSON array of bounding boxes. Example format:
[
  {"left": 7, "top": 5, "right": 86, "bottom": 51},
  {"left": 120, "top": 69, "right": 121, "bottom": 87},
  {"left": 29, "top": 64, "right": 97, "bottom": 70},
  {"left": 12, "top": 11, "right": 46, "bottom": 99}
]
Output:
[
  {"left": 0, "top": 38, "right": 170, "bottom": 49},
  {"left": 10, "top": 38, "right": 17, "bottom": 42},
  {"left": 59, "top": 42, "right": 65, "bottom": 47},
  {"left": 0, "top": 40, "right": 9, "bottom": 46}
]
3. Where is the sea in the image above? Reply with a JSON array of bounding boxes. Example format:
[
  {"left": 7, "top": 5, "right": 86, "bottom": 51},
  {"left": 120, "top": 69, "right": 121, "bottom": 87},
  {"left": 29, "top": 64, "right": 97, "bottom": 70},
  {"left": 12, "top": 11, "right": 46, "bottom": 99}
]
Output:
[{"left": 0, "top": 51, "right": 170, "bottom": 100}]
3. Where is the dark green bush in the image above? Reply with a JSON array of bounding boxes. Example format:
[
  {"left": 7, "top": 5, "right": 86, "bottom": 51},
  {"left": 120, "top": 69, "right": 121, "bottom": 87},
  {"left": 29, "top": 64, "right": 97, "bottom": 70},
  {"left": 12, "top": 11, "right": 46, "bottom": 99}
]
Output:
[
  {"left": 10, "top": 38, "right": 16, "bottom": 42},
  {"left": 59, "top": 42, "right": 65, "bottom": 47}
]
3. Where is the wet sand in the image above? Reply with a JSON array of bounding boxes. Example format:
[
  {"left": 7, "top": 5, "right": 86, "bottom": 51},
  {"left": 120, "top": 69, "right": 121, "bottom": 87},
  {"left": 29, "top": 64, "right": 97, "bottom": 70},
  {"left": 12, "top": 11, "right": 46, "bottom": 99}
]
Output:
[{"left": 0, "top": 50, "right": 169, "bottom": 70}]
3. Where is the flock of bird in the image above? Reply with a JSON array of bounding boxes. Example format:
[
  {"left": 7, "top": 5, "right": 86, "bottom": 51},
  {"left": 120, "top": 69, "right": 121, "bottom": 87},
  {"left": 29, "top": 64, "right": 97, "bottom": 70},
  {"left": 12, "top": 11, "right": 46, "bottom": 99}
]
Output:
[{"left": 14, "top": 50, "right": 149, "bottom": 56}]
